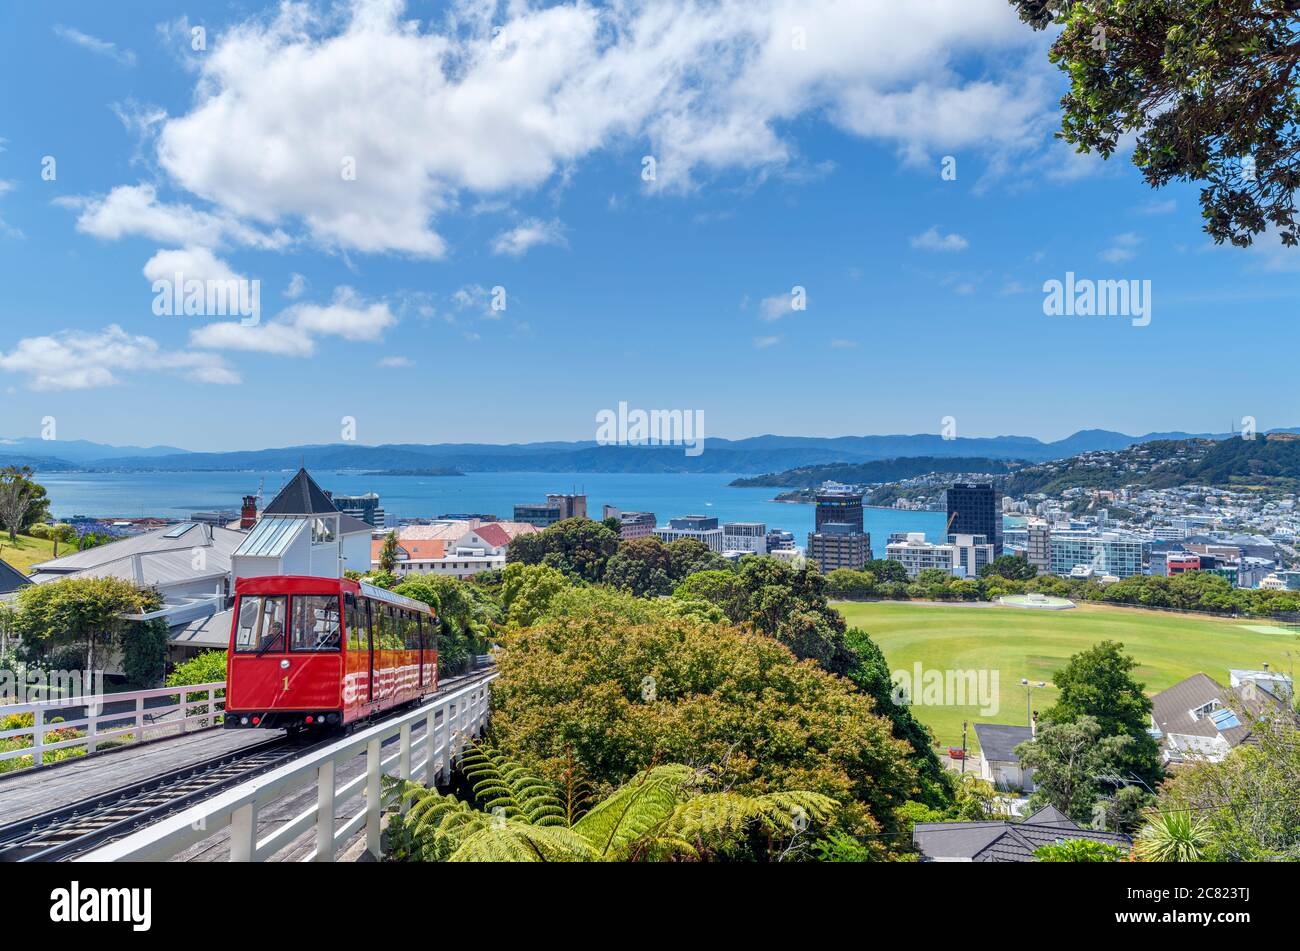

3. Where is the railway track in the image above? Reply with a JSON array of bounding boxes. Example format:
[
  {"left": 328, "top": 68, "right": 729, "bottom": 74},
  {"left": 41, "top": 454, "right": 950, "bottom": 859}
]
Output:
[{"left": 0, "top": 735, "right": 320, "bottom": 862}]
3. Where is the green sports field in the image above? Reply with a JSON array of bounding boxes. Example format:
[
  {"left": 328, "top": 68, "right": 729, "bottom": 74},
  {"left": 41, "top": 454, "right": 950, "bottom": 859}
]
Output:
[{"left": 834, "top": 600, "right": 1298, "bottom": 751}]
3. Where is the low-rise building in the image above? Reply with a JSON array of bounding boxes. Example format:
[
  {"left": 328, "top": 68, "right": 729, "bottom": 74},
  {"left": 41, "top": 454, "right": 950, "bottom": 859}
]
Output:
[{"left": 655, "top": 515, "right": 724, "bottom": 552}]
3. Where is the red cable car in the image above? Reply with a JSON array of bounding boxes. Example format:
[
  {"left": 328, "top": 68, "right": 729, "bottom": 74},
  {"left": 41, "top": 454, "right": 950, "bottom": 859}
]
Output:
[{"left": 224, "top": 576, "right": 437, "bottom": 730}]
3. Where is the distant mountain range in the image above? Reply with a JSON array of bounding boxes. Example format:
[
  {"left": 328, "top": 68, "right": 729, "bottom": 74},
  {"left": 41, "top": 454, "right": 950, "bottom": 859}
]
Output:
[{"left": 1, "top": 428, "right": 1297, "bottom": 476}]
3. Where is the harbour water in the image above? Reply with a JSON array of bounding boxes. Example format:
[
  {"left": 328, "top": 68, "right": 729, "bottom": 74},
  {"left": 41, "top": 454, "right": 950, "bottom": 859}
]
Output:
[{"left": 39, "top": 470, "right": 949, "bottom": 559}]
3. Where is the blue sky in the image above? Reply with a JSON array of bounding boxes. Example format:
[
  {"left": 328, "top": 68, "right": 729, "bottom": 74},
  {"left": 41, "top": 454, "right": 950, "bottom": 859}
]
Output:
[{"left": 0, "top": 0, "right": 1296, "bottom": 452}]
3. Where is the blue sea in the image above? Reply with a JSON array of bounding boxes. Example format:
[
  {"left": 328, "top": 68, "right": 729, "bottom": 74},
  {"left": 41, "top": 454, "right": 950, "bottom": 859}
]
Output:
[{"left": 39, "top": 470, "right": 948, "bottom": 559}]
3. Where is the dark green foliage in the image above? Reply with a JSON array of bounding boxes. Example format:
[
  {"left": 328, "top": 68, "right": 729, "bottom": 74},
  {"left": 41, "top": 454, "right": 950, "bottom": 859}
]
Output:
[
  {"left": 1044, "top": 641, "right": 1166, "bottom": 791},
  {"left": 121, "top": 619, "right": 169, "bottom": 688},
  {"left": 1012, "top": 0, "right": 1300, "bottom": 248},
  {"left": 980, "top": 554, "right": 1036, "bottom": 581},
  {"left": 506, "top": 517, "right": 619, "bottom": 582}
]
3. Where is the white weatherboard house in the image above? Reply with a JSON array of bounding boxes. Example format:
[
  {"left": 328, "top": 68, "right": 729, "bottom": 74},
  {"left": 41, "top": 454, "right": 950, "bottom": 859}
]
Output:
[{"left": 230, "top": 468, "right": 374, "bottom": 581}]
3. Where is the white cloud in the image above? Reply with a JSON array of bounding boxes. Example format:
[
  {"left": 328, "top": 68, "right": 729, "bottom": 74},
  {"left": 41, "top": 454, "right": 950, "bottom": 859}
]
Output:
[
  {"left": 1136, "top": 198, "right": 1176, "bottom": 215},
  {"left": 143, "top": 246, "right": 244, "bottom": 286},
  {"left": 752, "top": 335, "right": 782, "bottom": 349},
  {"left": 377, "top": 355, "right": 412, "bottom": 368},
  {"left": 190, "top": 286, "right": 394, "bottom": 356},
  {"left": 59, "top": 184, "right": 287, "bottom": 250},
  {"left": 1099, "top": 232, "right": 1141, "bottom": 263},
  {"left": 0, "top": 324, "right": 238, "bottom": 390},
  {"left": 830, "top": 338, "right": 857, "bottom": 349},
  {"left": 758, "top": 293, "right": 798, "bottom": 321},
  {"left": 68, "top": 0, "right": 1047, "bottom": 259},
  {"left": 490, "top": 218, "right": 566, "bottom": 256},
  {"left": 54, "top": 25, "right": 136, "bottom": 66},
  {"left": 285, "top": 273, "right": 308, "bottom": 299},
  {"left": 911, "top": 225, "right": 969, "bottom": 252}
]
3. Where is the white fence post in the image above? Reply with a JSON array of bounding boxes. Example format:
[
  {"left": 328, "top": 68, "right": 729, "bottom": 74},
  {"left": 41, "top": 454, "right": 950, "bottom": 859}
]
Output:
[
  {"left": 31, "top": 707, "right": 44, "bottom": 767},
  {"left": 134, "top": 695, "right": 146, "bottom": 744},
  {"left": 316, "top": 759, "right": 335, "bottom": 862},
  {"left": 398, "top": 724, "right": 412, "bottom": 814},
  {"left": 366, "top": 738, "right": 382, "bottom": 859},
  {"left": 230, "top": 803, "right": 257, "bottom": 862},
  {"left": 423, "top": 708, "right": 437, "bottom": 785}
]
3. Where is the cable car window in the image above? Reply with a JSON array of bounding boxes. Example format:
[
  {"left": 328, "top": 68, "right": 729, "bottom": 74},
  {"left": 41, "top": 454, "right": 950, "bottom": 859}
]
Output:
[
  {"left": 233, "top": 595, "right": 287, "bottom": 652},
  {"left": 404, "top": 610, "right": 421, "bottom": 650},
  {"left": 346, "top": 596, "right": 368, "bottom": 651},
  {"left": 290, "top": 595, "right": 342, "bottom": 651}
]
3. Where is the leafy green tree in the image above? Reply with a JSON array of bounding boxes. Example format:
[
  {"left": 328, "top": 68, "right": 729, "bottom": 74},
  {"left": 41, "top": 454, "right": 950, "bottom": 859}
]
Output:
[
  {"left": 506, "top": 517, "right": 619, "bottom": 582},
  {"left": 1044, "top": 641, "right": 1164, "bottom": 790},
  {"left": 865, "top": 559, "right": 909, "bottom": 585},
  {"left": 0, "top": 466, "right": 50, "bottom": 542},
  {"left": 981, "top": 554, "right": 1036, "bottom": 581},
  {"left": 378, "top": 531, "right": 400, "bottom": 573},
  {"left": 1033, "top": 839, "right": 1127, "bottom": 863},
  {"left": 602, "top": 536, "right": 675, "bottom": 597},
  {"left": 11, "top": 577, "right": 162, "bottom": 671},
  {"left": 824, "top": 568, "right": 876, "bottom": 599},
  {"left": 1015, "top": 716, "right": 1133, "bottom": 823},
  {"left": 498, "top": 562, "right": 573, "bottom": 627},
  {"left": 488, "top": 586, "right": 919, "bottom": 852},
  {"left": 387, "top": 744, "right": 836, "bottom": 862},
  {"left": 1012, "top": 0, "right": 1300, "bottom": 248},
  {"left": 121, "top": 618, "right": 170, "bottom": 688},
  {"left": 662, "top": 537, "right": 729, "bottom": 579}
]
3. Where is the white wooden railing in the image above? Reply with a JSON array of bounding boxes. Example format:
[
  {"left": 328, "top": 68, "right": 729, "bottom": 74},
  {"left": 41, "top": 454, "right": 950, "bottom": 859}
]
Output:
[
  {"left": 78, "top": 674, "right": 496, "bottom": 862},
  {"left": 0, "top": 682, "right": 225, "bottom": 769}
]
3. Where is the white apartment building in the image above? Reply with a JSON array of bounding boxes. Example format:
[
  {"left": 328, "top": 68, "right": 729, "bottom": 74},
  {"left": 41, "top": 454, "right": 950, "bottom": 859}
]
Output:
[
  {"left": 885, "top": 533, "right": 954, "bottom": 578},
  {"left": 1049, "top": 530, "right": 1146, "bottom": 578},
  {"left": 721, "top": 522, "right": 767, "bottom": 555}
]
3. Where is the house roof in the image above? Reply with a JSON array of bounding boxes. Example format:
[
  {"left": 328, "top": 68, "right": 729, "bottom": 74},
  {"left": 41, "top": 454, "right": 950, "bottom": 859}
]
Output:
[
  {"left": 973, "top": 723, "right": 1033, "bottom": 764},
  {"left": 236, "top": 516, "right": 306, "bottom": 558},
  {"left": 1151, "top": 673, "right": 1252, "bottom": 746},
  {"left": 0, "top": 557, "right": 32, "bottom": 594},
  {"left": 262, "top": 468, "right": 339, "bottom": 516},
  {"left": 469, "top": 523, "right": 510, "bottom": 549},
  {"left": 27, "top": 524, "right": 245, "bottom": 588},
  {"left": 912, "top": 805, "right": 1131, "bottom": 862},
  {"left": 170, "top": 606, "right": 235, "bottom": 648}
]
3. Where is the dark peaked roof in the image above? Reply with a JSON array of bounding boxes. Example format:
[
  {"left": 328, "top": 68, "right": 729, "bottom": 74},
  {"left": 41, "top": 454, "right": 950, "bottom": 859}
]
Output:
[
  {"left": 913, "top": 804, "right": 1131, "bottom": 862},
  {"left": 262, "top": 468, "right": 339, "bottom": 516},
  {"left": 0, "top": 557, "right": 32, "bottom": 594},
  {"left": 973, "top": 723, "right": 1033, "bottom": 764},
  {"left": 258, "top": 468, "right": 374, "bottom": 536}
]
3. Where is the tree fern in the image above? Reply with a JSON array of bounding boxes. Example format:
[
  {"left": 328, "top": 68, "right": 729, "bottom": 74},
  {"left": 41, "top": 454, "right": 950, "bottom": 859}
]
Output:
[
  {"left": 459, "top": 744, "right": 567, "bottom": 826},
  {"left": 387, "top": 743, "right": 838, "bottom": 862}
]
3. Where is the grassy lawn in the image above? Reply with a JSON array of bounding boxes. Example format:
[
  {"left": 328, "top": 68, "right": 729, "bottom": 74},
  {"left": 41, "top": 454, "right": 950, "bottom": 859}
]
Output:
[
  {"left": 0, "top": 533, "right": 59, "bottom": 574},
  {"left": 836, "top": 600, "right": 1300, "bottom": 751}
]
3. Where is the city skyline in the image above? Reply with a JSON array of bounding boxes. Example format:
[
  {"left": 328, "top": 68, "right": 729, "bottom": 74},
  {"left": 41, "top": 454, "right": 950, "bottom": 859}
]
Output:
[{"left": 2, "top": 0, "right": 1298, "bottom": 451}]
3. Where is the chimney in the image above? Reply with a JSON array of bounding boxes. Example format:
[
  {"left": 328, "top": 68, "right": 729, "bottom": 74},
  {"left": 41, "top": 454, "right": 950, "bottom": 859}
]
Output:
[{"left": 241, "top": 495, "right": 258, "bottom": 530}]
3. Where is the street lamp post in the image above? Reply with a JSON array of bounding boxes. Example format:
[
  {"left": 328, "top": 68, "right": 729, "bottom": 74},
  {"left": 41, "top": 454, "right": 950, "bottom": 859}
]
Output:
[{"left": 1020, "top": 677, "right": 1046, "bottom": 731}]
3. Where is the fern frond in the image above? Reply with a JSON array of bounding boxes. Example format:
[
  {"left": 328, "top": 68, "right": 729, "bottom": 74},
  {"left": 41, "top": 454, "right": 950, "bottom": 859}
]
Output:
[
  {"left": 459, "top": 743, "right": 567, "bottom": 825},
  {"left": 571, "top": 764, "right": 695, "bottom": 857},
  {"left": 449, "top": 820, "right": 600, "bottom": 862}
]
